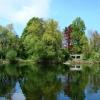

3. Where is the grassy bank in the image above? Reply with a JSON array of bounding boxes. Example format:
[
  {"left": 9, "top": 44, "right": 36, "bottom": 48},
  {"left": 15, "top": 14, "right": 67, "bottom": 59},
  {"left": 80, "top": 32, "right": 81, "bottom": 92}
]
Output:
[{"left": 64, "top": 59, "right": 100, "bottom": 65}]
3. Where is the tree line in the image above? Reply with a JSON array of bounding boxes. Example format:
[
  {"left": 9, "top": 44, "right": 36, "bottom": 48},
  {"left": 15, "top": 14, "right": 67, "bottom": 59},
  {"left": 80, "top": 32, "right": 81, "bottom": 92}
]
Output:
[{"left": 0, "top": 17, "right": 100, "bottom": 63}]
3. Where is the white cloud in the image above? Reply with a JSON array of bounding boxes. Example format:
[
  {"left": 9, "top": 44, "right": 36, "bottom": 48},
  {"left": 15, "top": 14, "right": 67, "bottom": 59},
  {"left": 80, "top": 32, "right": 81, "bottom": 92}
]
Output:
[{"left": 0, "top": 0, "right": 52, "bottom": 25}]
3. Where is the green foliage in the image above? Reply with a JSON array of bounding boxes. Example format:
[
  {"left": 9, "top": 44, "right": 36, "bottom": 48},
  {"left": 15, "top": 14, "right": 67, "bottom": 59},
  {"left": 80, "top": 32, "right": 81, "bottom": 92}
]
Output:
[
  {"left": 84, "top": 31, "right": 100, "bottom": 60},
  {"left": 22, "top": 17, "right": 45, "bottom": 38},
  {"left": 1, "top": 16, "right": 99, "bottom": 62},
  {"left": 21, "top": 17, "right": 44, "bottom": 58},
  {"left": 71, "top": 17, "right": 85, "bottom": 33},
  {"left": 6, "top": 49, "right": 17, "bottom": 61},
  {"left": 71, "top": 17, "right": 87, "bottom": 53},
  {"left": 90, "top": 31, "right": 100, "bottom": 52},
  {"left": 61, "top": 48, "right": 70, "bottom": 61},
  {"left": 89, "top": 49, "right": 100, "bottom": 60},
  {"left": 22, "top": 17, "right": 65, "bottom": 63},
  {"left": 0, "top": 25, "right": 20, "bottom": 59}
]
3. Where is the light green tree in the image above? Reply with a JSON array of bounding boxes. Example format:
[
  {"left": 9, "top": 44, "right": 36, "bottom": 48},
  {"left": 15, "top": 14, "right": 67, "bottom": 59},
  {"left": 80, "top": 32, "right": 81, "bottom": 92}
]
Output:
[
  {"left": 21, "top": 17, "right": 45, "bottom": 59},
  {"left": 21, "top": 17, "right": 67, "bottom": 63},
  {"left": 71, "top": 17, "right": 87, "bottom": 54},
  {"left": 0, "top": 25, "right": 19, "bottom": 60}
]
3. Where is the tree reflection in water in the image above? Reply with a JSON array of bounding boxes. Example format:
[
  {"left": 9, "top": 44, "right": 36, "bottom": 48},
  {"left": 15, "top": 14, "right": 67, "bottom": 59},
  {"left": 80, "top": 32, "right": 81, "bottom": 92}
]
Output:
[{"left": 0, "top": 64, "right": 100, "bottom": 100}]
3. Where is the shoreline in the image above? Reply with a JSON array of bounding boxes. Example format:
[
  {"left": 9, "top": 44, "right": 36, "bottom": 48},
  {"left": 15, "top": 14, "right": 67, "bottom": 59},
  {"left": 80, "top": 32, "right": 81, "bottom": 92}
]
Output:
[{"left": 64, "top": 59, "right": 100, "bottom": 65}]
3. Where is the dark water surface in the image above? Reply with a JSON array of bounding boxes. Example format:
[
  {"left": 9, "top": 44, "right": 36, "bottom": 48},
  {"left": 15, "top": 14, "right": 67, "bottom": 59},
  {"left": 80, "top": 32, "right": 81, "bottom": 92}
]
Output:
[{"left": 0, "top": 63, "right": 100, "bottom": 100}]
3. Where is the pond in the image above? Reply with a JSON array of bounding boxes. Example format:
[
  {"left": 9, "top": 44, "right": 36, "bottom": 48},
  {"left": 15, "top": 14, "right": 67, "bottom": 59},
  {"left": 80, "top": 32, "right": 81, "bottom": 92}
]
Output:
[{"left": 0, "top": 63, "right": 100, "bottom": 100}]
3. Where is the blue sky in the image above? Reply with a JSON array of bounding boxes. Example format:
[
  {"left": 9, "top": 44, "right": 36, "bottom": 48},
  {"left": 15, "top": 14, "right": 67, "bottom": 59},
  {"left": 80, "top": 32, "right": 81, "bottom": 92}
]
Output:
[{"left": 0, "top": 0, "right": 100, "bottom": 36}]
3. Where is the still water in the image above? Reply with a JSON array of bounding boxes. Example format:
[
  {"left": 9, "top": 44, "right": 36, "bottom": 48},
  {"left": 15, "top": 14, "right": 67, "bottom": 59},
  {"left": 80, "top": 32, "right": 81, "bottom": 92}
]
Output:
[{"left": 0, "top": 63, "right": 100, "bottom": 100}]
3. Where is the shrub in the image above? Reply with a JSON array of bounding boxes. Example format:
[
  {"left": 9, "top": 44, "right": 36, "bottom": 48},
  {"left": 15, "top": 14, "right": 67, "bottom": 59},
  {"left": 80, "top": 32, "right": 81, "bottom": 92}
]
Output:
[{"left": 6, "top": 49, "right": 17, "bottom": 61}]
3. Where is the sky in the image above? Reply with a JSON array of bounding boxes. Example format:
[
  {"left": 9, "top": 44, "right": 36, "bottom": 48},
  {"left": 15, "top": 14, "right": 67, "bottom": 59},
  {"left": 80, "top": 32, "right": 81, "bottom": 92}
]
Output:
[{"left": 0, "top": 0, "right": 100, "bottom": 36}]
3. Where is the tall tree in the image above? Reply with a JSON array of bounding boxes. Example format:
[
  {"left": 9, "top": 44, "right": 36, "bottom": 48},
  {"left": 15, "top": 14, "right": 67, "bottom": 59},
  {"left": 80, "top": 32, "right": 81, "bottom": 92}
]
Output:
[
  {"left": 0, "top": 25, "right": 19, "bottom": 59},
  {"left": 42, "top": 19, "right": 62, "bottom": 62},
  {"left": 21, "top": 17, "right": 45, "bottom": 59},
  {"left": 70, "top": 17, "right": 87, "bottom": 53},
  {"left": 21, "top": 17, "right": 64, "bottom": 62},
  {"left": 22, "top": 17, "right": 45, "bottom": 38},
  {"left": 89, "top": 31, "right": 100, "bottom": 52}
]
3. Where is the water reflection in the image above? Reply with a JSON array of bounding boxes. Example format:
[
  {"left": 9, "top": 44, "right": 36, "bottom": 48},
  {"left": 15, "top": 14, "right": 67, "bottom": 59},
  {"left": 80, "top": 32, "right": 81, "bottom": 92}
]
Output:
[
  {"left": 20, "top": 64, "right": 62, "bottom": 100},
  {"left": 70, "top": 65, "right": 82, "bottom": 71},
  {"left": 11, "top": 81, "right": 25, "bottom": 100},
  {"left": 0, "top": 63, "right": 100, "bottom": 100}
]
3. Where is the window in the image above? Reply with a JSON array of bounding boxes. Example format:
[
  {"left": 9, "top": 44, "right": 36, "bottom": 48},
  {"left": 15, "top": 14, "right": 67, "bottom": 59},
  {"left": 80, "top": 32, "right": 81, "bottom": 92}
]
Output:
[
  {"left": 76, "top": 66, "right": 80, "bottom": 68},
  {"left": 72, "top": 56, "right": 75, "bottom": 59},
  {"left": 76, "top": 56, "right": 80, "bottom": 59}
]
